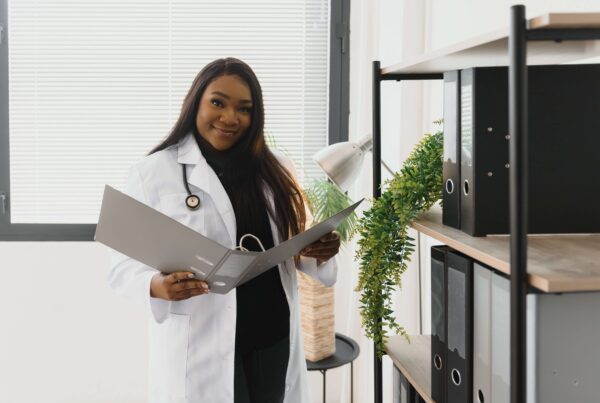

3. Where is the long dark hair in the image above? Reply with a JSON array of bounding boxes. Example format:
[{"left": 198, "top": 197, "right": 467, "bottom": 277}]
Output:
[{"left": 148, "top": 58, "right": 306, "bottom": 243}]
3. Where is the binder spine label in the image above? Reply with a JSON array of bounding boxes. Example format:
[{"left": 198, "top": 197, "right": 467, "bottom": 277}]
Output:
[{"left": 442, "top": 71, "right": 461, "bottom": 229}]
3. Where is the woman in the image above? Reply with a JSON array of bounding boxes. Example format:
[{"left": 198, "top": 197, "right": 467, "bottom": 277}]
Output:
[{"left": 107, "top": 57, "right": 340, "bottom": 403}]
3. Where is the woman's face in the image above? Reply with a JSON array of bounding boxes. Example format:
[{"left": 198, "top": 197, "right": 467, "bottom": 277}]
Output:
[{"left": 195, "top": 74, "right": 253, "bottom": 151}]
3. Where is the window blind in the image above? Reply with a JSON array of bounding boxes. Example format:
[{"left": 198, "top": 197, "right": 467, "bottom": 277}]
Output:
[{"left": 8, "top": 0, "right": 329, "bottom": 224}]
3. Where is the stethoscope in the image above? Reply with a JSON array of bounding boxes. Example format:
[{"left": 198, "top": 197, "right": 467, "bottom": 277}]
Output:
[
  {"left": 181, "top": 163, "right": 265, "bottom": 252},
  {"left": 182, "top": 164, "right": 200, "bottom": 210}
]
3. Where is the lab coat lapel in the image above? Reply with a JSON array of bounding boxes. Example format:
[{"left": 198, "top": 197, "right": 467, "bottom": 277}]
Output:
[{"left": 177, "top": 133, "right": 237, "bottom": 246}]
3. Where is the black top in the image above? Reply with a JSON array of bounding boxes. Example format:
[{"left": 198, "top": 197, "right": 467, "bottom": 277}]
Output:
[{"left": 193, "top": 132, "right": 290, "bottom": 353}]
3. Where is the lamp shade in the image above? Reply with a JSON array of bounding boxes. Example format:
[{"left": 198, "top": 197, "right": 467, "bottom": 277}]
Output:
[{"left": 312, "top": 134, "right": 373, "bottom": 191}]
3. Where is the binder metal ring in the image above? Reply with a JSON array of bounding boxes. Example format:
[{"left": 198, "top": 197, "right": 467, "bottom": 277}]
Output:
[
  {"left": 451, "top": 368, "right": 462, "bottom": 386},
  {"left": 445, "top": 179, "right": 455, "bottom": 194}
]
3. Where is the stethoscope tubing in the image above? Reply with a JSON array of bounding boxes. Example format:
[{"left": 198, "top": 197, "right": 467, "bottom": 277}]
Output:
[
  {"left": 182, "top": 164, "right": 201, "bottom": 210},
  {"left": 181, "top": 164, "right": 264, "bottom": 250}
]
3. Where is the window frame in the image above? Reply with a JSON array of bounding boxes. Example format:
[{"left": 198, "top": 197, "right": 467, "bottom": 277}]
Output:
[{"left": 0, "top": 0, "right": 350, "bottom": 241}]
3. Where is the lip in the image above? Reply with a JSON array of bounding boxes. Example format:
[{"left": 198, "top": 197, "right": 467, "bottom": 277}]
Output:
[{"left": 212, "top": 125, "right": 237, "bottom": 137}]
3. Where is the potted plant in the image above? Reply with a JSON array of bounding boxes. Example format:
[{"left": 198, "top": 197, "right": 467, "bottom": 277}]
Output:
[
  {"left": 299, "top": 178, "right": 358, "bottom": 361},
  {"left": 356, "top": 125, "right": 443, "bottom": 357}
]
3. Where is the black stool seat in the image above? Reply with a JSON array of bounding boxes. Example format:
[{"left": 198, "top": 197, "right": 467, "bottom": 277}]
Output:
[{"left": 307, "top": 333, "right": 360, "bottom": 370}]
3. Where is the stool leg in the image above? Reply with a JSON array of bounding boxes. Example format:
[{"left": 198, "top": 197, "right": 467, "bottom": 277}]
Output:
[
  {"left": 351, "top": 362, "right": 354, "bottom": 403},
  {"left": 320, "top": 370, "right": 327, "bottom": 403}
]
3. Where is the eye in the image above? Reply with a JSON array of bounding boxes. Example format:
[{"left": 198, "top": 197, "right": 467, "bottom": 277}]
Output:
[
  {"left": 211, "top": 99, "right": 224, "bottom": 107},
  {"left": 239, "top": 106, "right": 252, "bottom": 114}
]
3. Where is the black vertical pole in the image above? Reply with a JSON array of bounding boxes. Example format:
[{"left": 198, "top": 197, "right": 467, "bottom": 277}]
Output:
[
  {"left": 322, "top": 370, "right": 327, "bottom": 403},
  {"left": 509, "top": 5, "right": 528, "bottom": 403},
  {"left": 372, "top": 60, "right": 383, "bottom": 403},
  {"left": 351, "top": 362, "right": 354, "bottom": 403}
]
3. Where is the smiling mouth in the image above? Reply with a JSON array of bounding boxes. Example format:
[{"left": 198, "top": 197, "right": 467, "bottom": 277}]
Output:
[{"left": 212, "top": 125, "right": 237, "bottom": 137}]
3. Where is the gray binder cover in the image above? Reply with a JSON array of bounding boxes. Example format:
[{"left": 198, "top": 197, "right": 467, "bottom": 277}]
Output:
[
  {"left": 95, "top": 185, "right": 362, "bottom": 294},
  {"left": 473, "top": 263, "right": 492, "bottom": 403},
  {"left": 492, "top": 273, "right": 510, "bottom": 403}
]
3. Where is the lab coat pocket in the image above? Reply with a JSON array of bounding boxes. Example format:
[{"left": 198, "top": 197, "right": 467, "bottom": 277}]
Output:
[
  {"left": 159, "top": 313, "right": 191, "bottom": 398},
  {"left": 159, "top": 192, "right": 205, "bottom": 235}
]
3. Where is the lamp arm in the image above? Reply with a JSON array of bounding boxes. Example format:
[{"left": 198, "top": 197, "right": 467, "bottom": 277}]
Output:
[
  {"left": 381, "top": 160, "right": 394, "bottom": 176},
  {"left": 361, "top": 135, "right": 393, "bottom": 176}
]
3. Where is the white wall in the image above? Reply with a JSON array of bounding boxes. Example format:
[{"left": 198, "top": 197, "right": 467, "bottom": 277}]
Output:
[
  {"left": 0, "top": 243, "right": 147, "bottom": 403},
  {"left": 429, "top": 0, "right": 600, "bottom": 51},
  {"left": 341, "top": 0, "right": 433, "bottom": 401}
]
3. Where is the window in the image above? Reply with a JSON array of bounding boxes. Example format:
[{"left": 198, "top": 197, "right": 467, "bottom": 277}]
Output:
[{"left": 0, "top": 0, "right": 349, "bottom": 240}]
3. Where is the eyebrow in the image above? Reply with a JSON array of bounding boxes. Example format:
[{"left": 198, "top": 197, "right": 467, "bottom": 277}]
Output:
[{"left": 211, "top": 91, "right": 253, "bottom": 104}]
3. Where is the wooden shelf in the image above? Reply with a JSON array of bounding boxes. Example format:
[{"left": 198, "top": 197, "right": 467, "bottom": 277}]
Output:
[
  {"left": 382, "top": 12, "right": 600, "bottom": 74},
  {"left": 386, "top": 335, "right": 434, "bottom": 403},
  {"left": 412, "top": 206, "right": 600, "bottom": 292}
]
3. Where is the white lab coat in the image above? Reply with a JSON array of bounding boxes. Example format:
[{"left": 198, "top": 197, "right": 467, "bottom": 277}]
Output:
[{"left": 107, "top": 132, "right": 337, "bottom": 403}]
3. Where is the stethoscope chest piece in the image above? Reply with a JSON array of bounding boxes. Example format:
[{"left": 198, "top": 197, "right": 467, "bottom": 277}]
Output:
[
  {"left": 186, "top": 194, "right": 200, "bottom": 210},
  {"left": 182, "top": 164, "right": 201, "bottom": 210}
]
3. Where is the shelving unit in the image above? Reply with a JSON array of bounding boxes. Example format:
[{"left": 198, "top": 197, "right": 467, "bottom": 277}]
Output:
[
  {"left": 381, "top": 13, "right": 600, "bottom": 74},
  {"left": 412, "top": 207, "right": 600, "bottom": 293},
  {"left": 386, "top": 335, "right": 434, "bottom": 403},
  {"left": 371, "top": 7, "right": 600, "bottom": 403}
]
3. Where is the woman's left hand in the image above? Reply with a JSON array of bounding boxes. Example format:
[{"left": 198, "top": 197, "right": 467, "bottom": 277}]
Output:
[{"left": 300, "top": 231, "right": 341, "bottom": 265}]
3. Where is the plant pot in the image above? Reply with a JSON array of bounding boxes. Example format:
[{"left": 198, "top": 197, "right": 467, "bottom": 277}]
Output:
[{"left": 298, "top": 270, "right": 335, "bottom": 361}]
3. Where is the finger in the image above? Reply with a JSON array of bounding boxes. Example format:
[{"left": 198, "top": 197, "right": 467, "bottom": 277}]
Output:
[
  {"left": 306, "top": 242, "right": 340, "bottom": 254},
  {"left": 311, "top": 237, "right": 341, "bottom": 250},
  {"left": 173, "top": 288, "right": 208, "bottom": 301},
  {"left": 303, "top": 241, "right": 341, "bottom": 253},
  {"left": 319, "top": 232, "right": 340, "bottom": 242},
  {"left": 318, "top": 232, "right": 334, "bottom": 241},
  {"left": 303, "top": 236, "right": 330, "bottom": 251},
  {"left": 302, "top": 242, "right": 326, "bottom": 254},
  {"left": 300, "top": 248, "right": 317, "bottom": 257},
  {"left": 174, "top": 286, "right": 209, "bottom": 300},
  {"left": 302, "top": 247, "right": 337, "bottom": 256},
  {"left": 168, "top": 271, "right": 196, "bottom": 284},
  {"left": 301, "top": 249, "right": 338, "bottom": 261},
  {"left": 173, "top": 280, "right": 209, "bottom": 293}
]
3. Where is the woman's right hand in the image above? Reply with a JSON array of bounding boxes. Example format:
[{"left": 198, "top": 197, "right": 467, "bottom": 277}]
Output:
[{"left": 150, "top": 271, "right": 210, "bottom": 301}]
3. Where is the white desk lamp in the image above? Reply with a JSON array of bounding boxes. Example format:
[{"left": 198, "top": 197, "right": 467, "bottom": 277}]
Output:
[{"left": 313, "top": 134, "right": 394, "bottom": 191}]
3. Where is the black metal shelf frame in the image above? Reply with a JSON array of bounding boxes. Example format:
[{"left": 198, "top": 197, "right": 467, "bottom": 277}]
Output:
[
  {"left": 508, "top": 6, "right": 600, "bottom": 403},
  {"left": 371, "top": 62, "right": 442, "bottom": 403},
  {"left": 371, "top": 5, "right": 600, "bottom": 403}
]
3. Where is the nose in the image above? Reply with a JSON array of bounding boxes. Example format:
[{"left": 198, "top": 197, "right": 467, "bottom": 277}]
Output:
[{"left": 219, "top": 108, "right": 238, "bottom": 126}]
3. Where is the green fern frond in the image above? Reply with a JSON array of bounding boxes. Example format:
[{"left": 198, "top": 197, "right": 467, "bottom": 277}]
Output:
[
  {"left": 356, "top": 128, "right": 443, "bottom": 357},
  {"left": 305, "top": 178, "right": 358, "bottom": 243}
]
